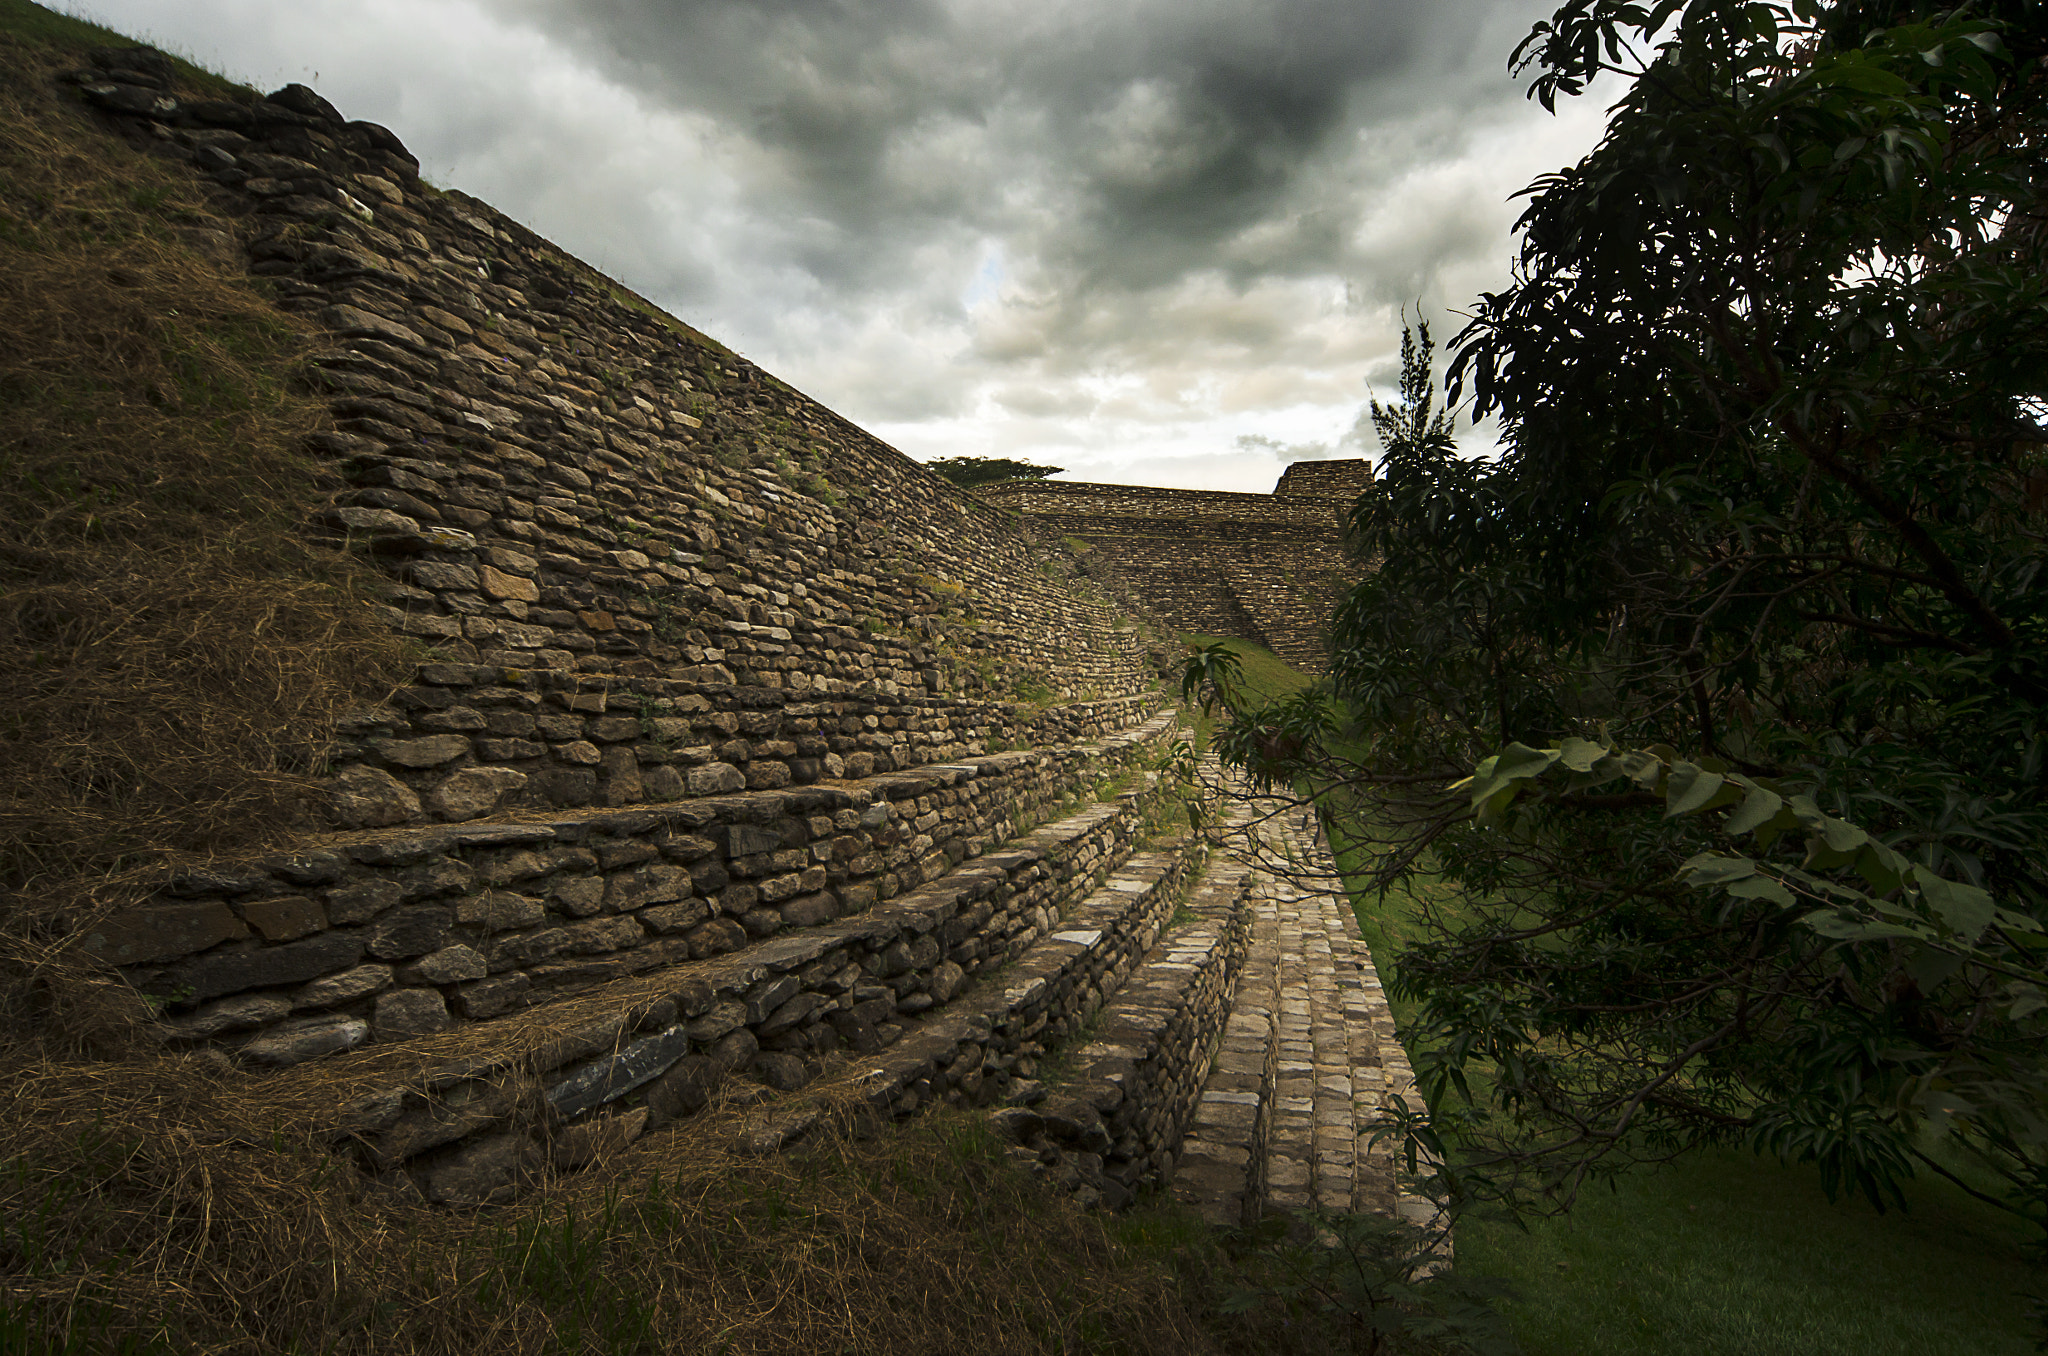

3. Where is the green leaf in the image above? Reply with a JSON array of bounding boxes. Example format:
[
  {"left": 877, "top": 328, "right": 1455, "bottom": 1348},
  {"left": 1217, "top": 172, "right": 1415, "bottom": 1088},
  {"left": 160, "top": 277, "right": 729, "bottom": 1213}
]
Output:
[
  {"left": 1723, "top": 875, "right": 1796, "bottom": 906},
  {"left": 1854, "top": 843, "right": 1908, "bottom": 897},
  {"left": 1618, "top": 749, "right": 1667, "bottom": 790},
  {"left": 1678, "top": 852, "right": 1757, "bottom": 886},
  {"left": 1819, "top": 817, "right": 1869, "bottom": 854},
  {"left": 1557, "top": 736, "right": 1608, "bottom": 772},
  {"left": 2007, "top": 984, "right": 2046, "bottom": 1022},
  {"left": 1723, "top": 786, "right": 1783, "bottom": 835},
  {"left": 1664, "top": 762, "right": 1726, "bottom": 816},
  {"left": 1493, "top": 742, "right": 1563, "bottom": 781},
  {"left": 1912, "top": 866, "right": 1996, "bottom": 943},
  {"left": 1803, "top": 836, "right": 1859, "bottom": 871},
  {"left": 1801, "top": 911, "right": 1926, "bottom": 943}
]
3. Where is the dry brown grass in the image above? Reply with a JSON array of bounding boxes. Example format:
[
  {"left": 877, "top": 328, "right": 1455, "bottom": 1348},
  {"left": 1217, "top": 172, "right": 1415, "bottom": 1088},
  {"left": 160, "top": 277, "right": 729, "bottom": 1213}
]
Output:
[
  {"left": 0, "top": 1045, "right": 1220, "bottom": 1355},
  {"left": 0, "top": 36, "right": 410, "bottom": 935}
]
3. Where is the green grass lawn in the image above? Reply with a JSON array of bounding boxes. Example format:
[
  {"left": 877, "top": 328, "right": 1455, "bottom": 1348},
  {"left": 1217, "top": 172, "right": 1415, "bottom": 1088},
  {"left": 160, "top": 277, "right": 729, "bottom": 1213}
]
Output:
[
  {"left": 1335, "top": 835, "right": 2045, "bottom": 1353},
  {"left": 1456, "top": 1146, "right": 2039, "bottom": 1356},
  {"left": 1182, "top": 633, "right": 1315, "bottom": 705}
]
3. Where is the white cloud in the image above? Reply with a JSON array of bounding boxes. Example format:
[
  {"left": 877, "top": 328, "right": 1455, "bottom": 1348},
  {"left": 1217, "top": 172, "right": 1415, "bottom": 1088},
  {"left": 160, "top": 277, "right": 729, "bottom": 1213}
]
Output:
[{"left": 73, "top": 0, "right": 1607, "bottom": 491}]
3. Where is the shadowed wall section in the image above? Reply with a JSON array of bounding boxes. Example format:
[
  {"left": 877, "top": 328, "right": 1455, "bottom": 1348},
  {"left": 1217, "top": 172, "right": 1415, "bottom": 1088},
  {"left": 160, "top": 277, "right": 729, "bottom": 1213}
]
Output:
[{"left": 978, "top": 461, "right": 1371, "bottom": 672}]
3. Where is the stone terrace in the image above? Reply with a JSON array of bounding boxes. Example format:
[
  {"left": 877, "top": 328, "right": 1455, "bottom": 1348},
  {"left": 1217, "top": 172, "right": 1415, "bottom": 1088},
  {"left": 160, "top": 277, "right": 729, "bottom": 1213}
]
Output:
[{"left": 55, "top": 45, "right": 1426, "bottom": 1237}]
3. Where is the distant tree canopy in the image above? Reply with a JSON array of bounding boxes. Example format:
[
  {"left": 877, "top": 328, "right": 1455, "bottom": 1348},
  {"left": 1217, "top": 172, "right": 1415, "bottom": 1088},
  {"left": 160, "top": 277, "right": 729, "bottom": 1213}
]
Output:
[
  {"left": 925, "top": 456, "right": 1064, "bottom": 489},
  {"left": 1190, "top": 0, "right": 2048, "bottom": 1263}
]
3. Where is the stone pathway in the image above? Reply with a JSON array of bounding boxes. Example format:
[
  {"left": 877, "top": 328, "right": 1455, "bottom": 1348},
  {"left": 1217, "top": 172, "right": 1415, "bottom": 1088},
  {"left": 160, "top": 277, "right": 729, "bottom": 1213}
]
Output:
[{"left": 1172, "top": 787, "right": 1431, "bottom": 1230}]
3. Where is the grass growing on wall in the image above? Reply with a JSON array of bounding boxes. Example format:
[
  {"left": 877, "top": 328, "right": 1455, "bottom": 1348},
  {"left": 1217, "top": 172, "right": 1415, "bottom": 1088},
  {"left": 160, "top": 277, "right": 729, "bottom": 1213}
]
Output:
[{"left": 0, "top": 17, "right": 412, "bottom": 901}]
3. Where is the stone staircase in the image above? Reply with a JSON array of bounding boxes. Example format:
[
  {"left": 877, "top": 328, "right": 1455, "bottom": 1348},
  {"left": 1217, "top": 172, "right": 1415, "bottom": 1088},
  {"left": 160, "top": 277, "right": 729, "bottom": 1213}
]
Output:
[
  {"left": 104, "top": 698, "right": 1429, "bottom": 1235},
  {"left": 1170, "top": 789, "right": 1432, "bottom": 1231}
]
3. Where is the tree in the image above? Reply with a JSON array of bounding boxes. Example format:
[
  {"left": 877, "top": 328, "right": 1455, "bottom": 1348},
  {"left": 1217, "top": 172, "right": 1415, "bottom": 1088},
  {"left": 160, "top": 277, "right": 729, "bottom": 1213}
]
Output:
[
  {"left": 924, "top": 456, "right": 1064, "bottom": 489},
  {"left": 1196, "top": 0, "right": 2048, "bottom": 1256}
]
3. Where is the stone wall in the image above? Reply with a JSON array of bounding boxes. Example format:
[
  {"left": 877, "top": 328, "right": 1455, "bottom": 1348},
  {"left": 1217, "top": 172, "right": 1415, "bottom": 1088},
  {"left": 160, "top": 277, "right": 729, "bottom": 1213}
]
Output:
[
  {"left": 88, "top": 716, "right": 1178, "bottom": 1063},
  {"left": 63, "top": 50, "right": 1165, "bottom": 834},
  {"left": 977, "top": 464, "right": 1369, "bottom": 672},
  {"left": 50, "top": 47, "right": 1365, "bottom": 1218}
]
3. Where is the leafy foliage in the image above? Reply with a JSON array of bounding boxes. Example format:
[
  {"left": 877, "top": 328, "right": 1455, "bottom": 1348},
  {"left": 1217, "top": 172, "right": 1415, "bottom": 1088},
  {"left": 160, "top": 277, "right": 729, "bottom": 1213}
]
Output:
[
  {"left": 1190, "top": 0, "right": 2048, "bottom": 1290},
  {"left": 1218, "top": 1207, "right": 1517, "bottom": 1355},
  {"left": 924, "top": 455, "right": 1064, "bottom": 489}
]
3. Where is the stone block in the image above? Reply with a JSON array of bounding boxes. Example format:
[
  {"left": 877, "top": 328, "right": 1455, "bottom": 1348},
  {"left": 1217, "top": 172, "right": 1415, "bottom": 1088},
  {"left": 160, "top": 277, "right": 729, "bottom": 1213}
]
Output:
[
  {"left": 687, "top": 762, "right": 745, "bottom": 796},
  {"left": 420, "top": 1131, "right": 534, "bottom": 1207},
  {"left": 477, "top": 565, "right": 539, "bottom": 602},
  {"left": 545, "top": 1024, "right": 691, "bottom": 1119},
  {"left": 168, "top": 993, "right": 290, "bottom": 1040},
  {"left": 373, "top": 987, "right": 451, "bottom": 1040},
  {"left": 687, "top": 917, "right": 747, "bottom": 959},
  {"left": 370, "top": 735, "right": 471, "bottom": 768},
  {"left": 777, "top": 892, "right": 836, "bottom": 928},
  {"left": 456, "top": 890, "right": 546, "bottom": 931},
  {"left": 551, "top": 876, "right": 604, "bottom": 917},
  {"left": 599, "top": 746, "right": 643, "bottom": 806},
  {"left": 604, "top": 863, "right": 689, "bottom": 911},
  {"left": 751, "top": 1051, "right": 811, "bottom": 1091},
  {"left": 929, "top": 960, "right": 967, "bottom": 1004},
  {"left": 409, "top": 944, "right": 489, "bottom": 984},
  {"left": 642, "top": 766, "right": 685, "bottom": 800},
  {"left": 427, "top": 767, "right": 528, "bottom": 821},
  {"left": 293, "top": 963, "right": 395, "bottom": 1009},
  {"left": 641, "top": 899, "right": 711, "bottom": 934},
  {"left": 369, "top": 906, "right": 452, "bottom": 960},
  {"left": 238, "top": 896, "right": 328, "bottom": 942},
  {"left": 746, "top": 761, "right": 792, "bottom": 790},
  {"left": 326, "top": 765, "right": 421, "bottom": 829},
  {"left": 324, "top": 878, "right": 405, "bottom": 925},
  {"left": 536, "top": 768, "right": 597, "bottom": 806},
  {"left": 456, "top": 972, "right": 532, "bottom": 1019},
  {"left": 758, "top": 992, "right": 829, "bottom": 1039},
  {"left": 561, "top": 916, "right": 646, "bottom": 955},
  {"left": 686, "top": 1000, "right": 745, "bottom": 1043},
  {"left": 707, "top": 1027, "right": 759, "bottom": 1073},
  {"left": 181, "top": 933, "right": 365, "bottom": 1001},
  {"left": 239, "top": 1015, "right": 370, "bottom": 1067},
  {"left": 645, "top": 1054, "right": 718, "bottom": 1125},
  {"left": 86, "top": 902, "right": 249, "bottom": 966}
]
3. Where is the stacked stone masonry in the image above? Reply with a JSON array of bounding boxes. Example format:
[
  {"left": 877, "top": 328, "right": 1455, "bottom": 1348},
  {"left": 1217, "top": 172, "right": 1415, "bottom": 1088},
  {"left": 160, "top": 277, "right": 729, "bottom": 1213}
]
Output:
[
  {"left": 1171, "top": 792, "right": 1432, "bottom": 1230},
  {"left": 979, "top": 464, "right": 1372, "bottom": 672},
  {"left": 52, "top": 45, "right": 1426, "bottom": 1234},
  {"left": 298, "top": 770, "right": 1201, "bottom": 1205},
  {"left": 63, "top": 47, "right": 1168, "bottom": 838},
  {"left": 91, "top": 714, "right": 1179, "bottom": 1059}
]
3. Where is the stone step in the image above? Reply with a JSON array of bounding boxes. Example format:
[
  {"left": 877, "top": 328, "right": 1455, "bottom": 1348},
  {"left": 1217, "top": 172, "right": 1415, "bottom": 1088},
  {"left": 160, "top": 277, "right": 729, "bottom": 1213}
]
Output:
[
  {"left": 1168, "top": 803, "right": 1279, "bottom": 1226},
  {"left": 997, "top": 848, "right": 1253, "bottom": 1210},
  {"left": 243, "top": 752, "right": 1202, "bottom": 1205},
  {"left": 726, "top": 813, "right": 1258, "bottom": 1214},
  {"left": 91, "top": 712, "right": 1180, "bottom": 1070},
  {"left": 1171, "top": 789, "right": 1430, "bottom": 1229},
  {"left": 736, "top": 825, "right": 1237, "bottom": 1163},
  {"left": 328, "top": 657, "right": 1166, "bottom": 832}
]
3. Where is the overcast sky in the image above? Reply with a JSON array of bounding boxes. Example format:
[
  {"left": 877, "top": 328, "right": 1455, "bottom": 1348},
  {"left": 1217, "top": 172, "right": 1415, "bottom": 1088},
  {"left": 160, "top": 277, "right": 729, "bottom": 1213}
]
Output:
[{"left": 72, "top": 0, "right": 1606, "bottom": 491}]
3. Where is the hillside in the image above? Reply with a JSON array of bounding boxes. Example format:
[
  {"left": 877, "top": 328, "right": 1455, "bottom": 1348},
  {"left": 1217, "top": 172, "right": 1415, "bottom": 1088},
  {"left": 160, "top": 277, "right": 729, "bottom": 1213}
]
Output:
[{"left": 0, "top": 8, "right": 1452, "bottom": 1355}]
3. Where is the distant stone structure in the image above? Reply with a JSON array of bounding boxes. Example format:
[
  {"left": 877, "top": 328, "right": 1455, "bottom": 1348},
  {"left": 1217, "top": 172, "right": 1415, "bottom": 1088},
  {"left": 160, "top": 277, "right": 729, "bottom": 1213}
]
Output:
[{"left": 978, "top": 460, "right": 1371, "bottom": 672}]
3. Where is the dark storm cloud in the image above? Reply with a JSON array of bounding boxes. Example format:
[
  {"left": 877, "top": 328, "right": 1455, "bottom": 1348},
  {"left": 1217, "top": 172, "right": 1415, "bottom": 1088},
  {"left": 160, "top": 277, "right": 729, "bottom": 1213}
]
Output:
[
  {"left": 75, "top": 0, "right": 1595, "bottom": 485},
  {"left": 499, "top": 0, "right": 1547, "bottom": 300}
]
